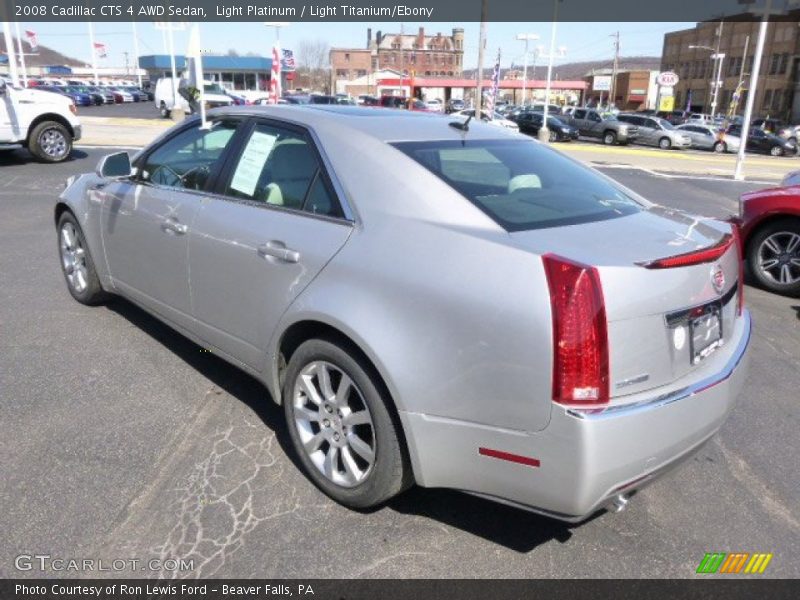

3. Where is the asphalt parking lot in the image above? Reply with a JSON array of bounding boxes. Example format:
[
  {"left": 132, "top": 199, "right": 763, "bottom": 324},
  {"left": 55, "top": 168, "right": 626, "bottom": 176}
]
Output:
[
  {"left": 79, "top": 100, "right": 163, "bottom": 120},
  {"left": 1, "top": 147, "right": 798, "bottom": 579}
]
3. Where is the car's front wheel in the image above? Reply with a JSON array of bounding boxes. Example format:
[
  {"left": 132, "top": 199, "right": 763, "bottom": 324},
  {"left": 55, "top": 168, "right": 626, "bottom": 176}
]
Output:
[
  {"left": 57, "top": 212, "right": 108, "bottom": 305},
  {"left": 603, "top": 131, "right": 617, "bottom": 145},
  {"left": 659, "top": 137, "right": 672, "bottom": 150},
  {"left": 29, "top": 121, "right": 72, "bottom": 163},
  {"left": 748, "top": 218, "right": 800, "bottom": 296},
  {"left": 770, "top": 144, "right": 784, "bottom": 157},
  {"left": 283, "top": 338, "right": 411, "bottom": 509},
  {"left": 713, "top": 141, "right": 727, "bottom": 153}
]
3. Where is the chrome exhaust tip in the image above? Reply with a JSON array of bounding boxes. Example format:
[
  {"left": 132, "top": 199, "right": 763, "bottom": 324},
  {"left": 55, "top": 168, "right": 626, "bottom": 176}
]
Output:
[{"left": 608, "top": 493, "right": 630, "bottom": 513}]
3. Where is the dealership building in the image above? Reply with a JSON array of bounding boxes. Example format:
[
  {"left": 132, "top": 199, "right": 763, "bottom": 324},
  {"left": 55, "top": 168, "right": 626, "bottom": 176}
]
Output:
[{"left": 138, "top": 54, "right": 273, "bottom": 91}]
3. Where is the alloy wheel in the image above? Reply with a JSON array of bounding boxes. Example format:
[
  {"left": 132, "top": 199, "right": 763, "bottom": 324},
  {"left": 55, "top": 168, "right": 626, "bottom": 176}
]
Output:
[
  {"left": 60, "top": 222, "right": 88, "bottom": 293},
  {"left": 40, "top": 128, "right": 68, "bottom": 159},
  {"left": 292, "top": 360, "right": 376, "bottom": 488},
  {"left": 757, "top": 231, "right": 800, "bottom": 285}
]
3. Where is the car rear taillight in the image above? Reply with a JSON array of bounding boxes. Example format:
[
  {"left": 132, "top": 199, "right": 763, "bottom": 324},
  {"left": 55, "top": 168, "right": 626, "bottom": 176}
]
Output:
[
  {"left": 731, "top": 224, "right": 745, "bottom": 316},
  {"left": 543, "top": 254, "right": 610, "bottom": 406},
  {"left": 639, "top": 234, "right": 733, "bottom": 269}
]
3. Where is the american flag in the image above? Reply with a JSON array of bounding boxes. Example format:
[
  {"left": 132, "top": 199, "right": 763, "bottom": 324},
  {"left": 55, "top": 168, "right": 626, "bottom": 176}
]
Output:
[
  {"left": 281, "top": 49, "right": 296, "bottom": 72},
  {"left": 484, "top": 48, "right": 501, "bottom": 119},
  {"left": 269, "top": 43, "right": 282, "bottom": 104},
  {"left": 93, "top": 42, "right": 107, "bottom": 59},
  {"left": 25, "top": 30, "right": 38, "bottom": 51}
]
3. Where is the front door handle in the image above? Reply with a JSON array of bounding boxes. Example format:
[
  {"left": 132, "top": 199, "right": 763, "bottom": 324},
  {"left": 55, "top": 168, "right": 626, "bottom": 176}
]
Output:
[
  {"left": 257, "top": 241, "right": 300, "bottom": 263},
  {"left": 161, "top": 218, "right": 188, "bottom": 235}
]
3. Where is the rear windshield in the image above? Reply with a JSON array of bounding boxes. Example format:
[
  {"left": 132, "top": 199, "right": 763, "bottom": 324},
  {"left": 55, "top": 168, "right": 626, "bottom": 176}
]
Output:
[{"left": 392, "top": 139, "right": 642, "bottom": 232}]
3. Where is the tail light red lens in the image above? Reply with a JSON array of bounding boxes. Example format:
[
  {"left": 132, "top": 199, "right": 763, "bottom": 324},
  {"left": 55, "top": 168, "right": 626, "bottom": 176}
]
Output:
[
  {"left": 542, "top": 254, "right": 610, "bottom": 406},
  {"left": 731, "top": 224, "right": 744, "bottom": 316}
]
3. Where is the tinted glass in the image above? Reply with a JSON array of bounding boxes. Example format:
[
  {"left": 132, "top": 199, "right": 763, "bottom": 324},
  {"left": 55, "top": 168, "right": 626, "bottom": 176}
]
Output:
[
  {"left": 573, "top": 109, "right": 587, "bottom": 119},
  {"left": 224, "top": 122, "right": 342, "bottom": 218},
  {"left": 141, "top": 121, "right": 238, "bottom": 190},
  {"left": 393, "top": 139, "right": 641, "bottom": 232}
]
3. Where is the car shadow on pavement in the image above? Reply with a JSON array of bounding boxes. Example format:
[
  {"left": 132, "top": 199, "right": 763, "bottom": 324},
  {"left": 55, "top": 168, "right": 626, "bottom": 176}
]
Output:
[
  {"left": 0, "top": 148, "right": 89, "bottom": 165},
  {"left": 104, "top": 296, "right": 597, "bottom": 553}
]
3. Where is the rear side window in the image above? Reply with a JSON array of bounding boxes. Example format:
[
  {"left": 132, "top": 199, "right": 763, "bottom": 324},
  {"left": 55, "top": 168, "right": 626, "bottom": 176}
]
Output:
[
  {"left": 223, "top": 122, "right": 342, "bottom": 218},
  {"left": 393, "top": 139, "right": 641, "bottom": 232}
]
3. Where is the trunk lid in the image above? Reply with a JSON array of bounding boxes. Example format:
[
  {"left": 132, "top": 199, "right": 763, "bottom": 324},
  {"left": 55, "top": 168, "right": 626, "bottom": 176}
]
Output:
[{"left": 511, "top": 208, "right": 742, "bottom": 400}]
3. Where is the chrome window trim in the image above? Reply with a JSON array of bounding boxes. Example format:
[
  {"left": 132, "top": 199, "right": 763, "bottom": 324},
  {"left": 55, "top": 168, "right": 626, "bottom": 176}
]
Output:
[{"left": 567, "top": 309, "right": 751, "bottom": 421}]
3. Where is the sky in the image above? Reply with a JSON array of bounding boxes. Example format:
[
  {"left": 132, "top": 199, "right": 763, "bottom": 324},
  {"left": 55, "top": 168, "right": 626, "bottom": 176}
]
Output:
[{"left": 17, "top": 21, "right": 694, "bottom": 70}]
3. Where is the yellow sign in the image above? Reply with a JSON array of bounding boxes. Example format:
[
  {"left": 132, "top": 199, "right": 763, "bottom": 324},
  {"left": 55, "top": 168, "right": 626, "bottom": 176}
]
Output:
[{"left": 659, "top": 96, "right": 675, "bottom": 112}]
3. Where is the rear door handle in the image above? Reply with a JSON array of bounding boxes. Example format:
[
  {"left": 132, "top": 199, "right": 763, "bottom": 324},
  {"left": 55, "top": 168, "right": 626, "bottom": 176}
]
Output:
[
  {"left": 161, "top": 218, "right": 188, "bottom": 235},
  {"left": 257, "top": 241, "right": 300, "bottom": 263}
]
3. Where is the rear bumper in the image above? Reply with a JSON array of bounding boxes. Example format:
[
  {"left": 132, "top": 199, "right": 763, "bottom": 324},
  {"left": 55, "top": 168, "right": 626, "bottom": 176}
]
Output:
[{"left": 401, "top": 310, "right": 751, "bottom": 522}]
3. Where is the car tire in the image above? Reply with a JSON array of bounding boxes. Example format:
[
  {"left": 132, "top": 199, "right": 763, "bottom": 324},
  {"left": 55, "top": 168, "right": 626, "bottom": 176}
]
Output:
[
  {"left": 283, "top": 338, "right": 412, "bottom": 509},
  {"left": 747, "top": 218, "right": 800, "bottom": 296},
  {"left": 659, "top": 137, "right": 672, "bottom": 150},
  {"left": 770, "top": 145, "right": 784, "bottom": 157},
  {"left": 603, "top": 131, "right": 617, "bottom": 145},
  {"left": 28, "top": 121, "right": 72, "bottom": 163},
  {"left": 56, "top": 211, "right": 109, "bottom": 305},
  {"left": 713, "top": 141, "right": 727, "bottom": 153},
  {"left": 549, "top": 130, "right": 558, "bottom": 143},
  {"left": 159, "top": 102, "right": 170, "bottom": 119}
]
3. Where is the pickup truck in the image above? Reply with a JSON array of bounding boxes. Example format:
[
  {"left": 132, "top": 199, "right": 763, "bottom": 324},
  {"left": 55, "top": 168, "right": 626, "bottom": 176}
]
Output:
[
  {"left": 566, "top": 108, "right": 638, "bottom": 145},
  {"left": 0, "top": 78, "right": 82, "bottom": 163}
]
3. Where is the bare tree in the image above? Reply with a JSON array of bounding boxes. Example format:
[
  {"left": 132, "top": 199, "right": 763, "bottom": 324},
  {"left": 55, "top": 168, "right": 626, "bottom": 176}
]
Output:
[{"left": 296, "top": 39, "right": 331, "bottom": 93}]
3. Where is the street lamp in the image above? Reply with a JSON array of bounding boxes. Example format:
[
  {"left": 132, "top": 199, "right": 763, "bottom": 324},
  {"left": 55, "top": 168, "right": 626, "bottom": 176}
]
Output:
[
  {"left": 537, "top": 43, "right": 567, "bottom": 142},
  {"left": 689, "top": 44, "right": 725, "bottom": 119},
  {"left": 516, "top": 33, "right": 540, "bottom": 107}
]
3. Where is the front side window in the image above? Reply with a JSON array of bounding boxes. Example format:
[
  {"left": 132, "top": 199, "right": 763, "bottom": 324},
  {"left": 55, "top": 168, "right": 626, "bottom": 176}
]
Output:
[
  {"left": 393, "top": 139, "right": 642, "bottom": 232},
  {"left": 224, "top": 123, "right": 342, "bottom": 218},
  {"left": 140, "top": 121, "right": 238, "bottom": 190}
]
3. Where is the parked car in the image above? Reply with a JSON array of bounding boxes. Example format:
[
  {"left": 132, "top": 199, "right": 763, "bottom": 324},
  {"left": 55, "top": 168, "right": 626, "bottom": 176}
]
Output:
[
  {"left": 736, "top": 183, "right": 800, "bottom": 295},
  {"left": 658, "top": 110, "right": 691, "bottom": 125},
  {"left": 0, "top": 77, "right": 81, "bottom": 162},
  {"left": 511, "top": 111, "right": 578, "bottom": 141},
  {"left": 445, "top": 98, "right": 465, "bottom": 113},
  {"left": 424, "top": 98, "right": 444, "bottom": 112},
  {"left": 752, "top": 118, "right": 800, "bottom": 145},
  {"left": 380, "top": 95, "right": 408, "bottom": 109},
  {"left": 616, "top": 114, "right": 692, "bottom": 150},
  {"left": 675, "top": 124, "right": 741, "bottom": 153},
  {"left": 357, "top": 94, "right": 379, "bottom": 106},
  {"left": 45, "top": 86, "right": 92, "bottom": 107},
  {"left": 55, "top": 106, "right": 750, "bottom": 521},
  {"left": 309, "top": 94, "right": 337, "bottom": 105},
  {"left": 154, "top": 78, "right": 233, "bottom": 117},
  {"left": 120, "top": 86, "right": 147, "bottom": 102},
  {"left": 727, "top": 125, "right": 796, "bottom": 156},
  {"left": 85, "top": 86, "right": 116, "bottom": 104},
  {"left": 452, "top": 109, "right": 519, "bottom": 131},
  {"left": 566, "top": 108, "right": 638, "bottom": 145},
  {"left": 109, "top": 88, "right": 134, "bottom": 103}
]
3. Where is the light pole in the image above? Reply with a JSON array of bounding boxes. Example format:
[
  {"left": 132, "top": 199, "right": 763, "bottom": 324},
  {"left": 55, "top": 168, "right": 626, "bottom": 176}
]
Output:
[
  {"left": 516, "top": 33, "right": 539, "bottom": 107},
  {"left": 539, "top": 0, "right": 564, "bottom": 143},
  {"left": 688, "top": 45, "right": 725, "bottom": 118}
]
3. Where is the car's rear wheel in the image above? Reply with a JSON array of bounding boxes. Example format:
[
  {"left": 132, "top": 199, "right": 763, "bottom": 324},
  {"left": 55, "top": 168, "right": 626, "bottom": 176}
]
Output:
[
  {"left": 159, "top": 101, "right": 170, "bottom": 118},
  {"left": 283, "top": 338, "right": 411, "bottom": 509},
  {"left": 770, "top": 144, "right": 784, "bottom": 157},
  {"left": 713, "top": 141, "right": 726, "bottom": 153},
  {"left": 549, "top": 130, "right": 558, "bottom": 143},
  {"left": 29, "top": 121, "right": 72, "bottom": 163},
  {"left": 659, "top": 137, "right": 672, "bottom": 150},
  {"left": 748, "top": 218, "right": 800, "bottom": 296},
  {"left": 57, "top": 212, "right": 108, "bottom": 305},
  {"left": 603, "top": 131, "right": 617, "bottom": 145}
]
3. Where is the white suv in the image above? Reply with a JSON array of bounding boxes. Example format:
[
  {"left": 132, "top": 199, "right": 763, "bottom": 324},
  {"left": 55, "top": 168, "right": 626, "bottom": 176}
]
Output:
[{"left": 0, "top": 78, "right": 82, "bottom": 163}]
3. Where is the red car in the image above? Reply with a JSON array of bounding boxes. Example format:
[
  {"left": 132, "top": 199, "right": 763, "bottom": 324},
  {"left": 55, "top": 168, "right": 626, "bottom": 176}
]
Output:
[{"left": 738, "top": 179, "right": 800, "bottom": 295}]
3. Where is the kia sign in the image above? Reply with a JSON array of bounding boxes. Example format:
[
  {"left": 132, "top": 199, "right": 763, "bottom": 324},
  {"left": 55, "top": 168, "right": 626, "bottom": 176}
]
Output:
[{"left": 657, "top": 71, "right": 679, "bottom": 87}]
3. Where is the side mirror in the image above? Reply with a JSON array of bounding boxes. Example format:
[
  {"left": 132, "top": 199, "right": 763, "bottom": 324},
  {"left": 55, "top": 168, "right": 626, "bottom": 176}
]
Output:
[{"left": 96, "top": 151, "right": 132, "bottom": 178}]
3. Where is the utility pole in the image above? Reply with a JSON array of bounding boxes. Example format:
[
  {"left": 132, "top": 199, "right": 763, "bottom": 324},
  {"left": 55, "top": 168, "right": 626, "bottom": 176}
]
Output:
[
  {"left": 475, "top": 0, "right": 487, "bottom": 119},
  {"left": 399, "top": 23, "right": 405, "bottom": 98},
  {"left": 539, "top": 0, "right": 561, "bottom": 142},
  {"left": 14, "top": 21, "right": 27, "bottom": 87},
  {"left": 710, "top": 21, "right": 724, "bottom": 119},
  {"left": 609, "top": 31, "right": 620, "bottom": 110},
  {"left": 2, "top": 22, "right": 20, "bottom": 87},
  {"left": 132, "top": 21, "right": 142, "bottom": 88}
]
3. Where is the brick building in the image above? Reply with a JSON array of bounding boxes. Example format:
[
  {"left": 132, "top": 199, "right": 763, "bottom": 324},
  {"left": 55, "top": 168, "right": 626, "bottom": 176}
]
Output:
[
  {"left": 661, "top": 14, "right": 800, "bottom": 121},
  {"left": 330, "top": 27, "right": 465, "bottom": 96}
]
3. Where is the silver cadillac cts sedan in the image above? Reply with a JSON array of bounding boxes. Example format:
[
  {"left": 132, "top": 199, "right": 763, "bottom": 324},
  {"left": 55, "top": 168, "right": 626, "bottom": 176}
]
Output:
[{"left": 56, "top": 106, "right": 751, "bottom": 521}]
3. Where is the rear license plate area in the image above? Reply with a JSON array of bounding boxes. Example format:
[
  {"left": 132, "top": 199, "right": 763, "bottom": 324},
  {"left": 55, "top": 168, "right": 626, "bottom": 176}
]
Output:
[{"left": 689, "top": 303, "right": 723, "bottom": 364}]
